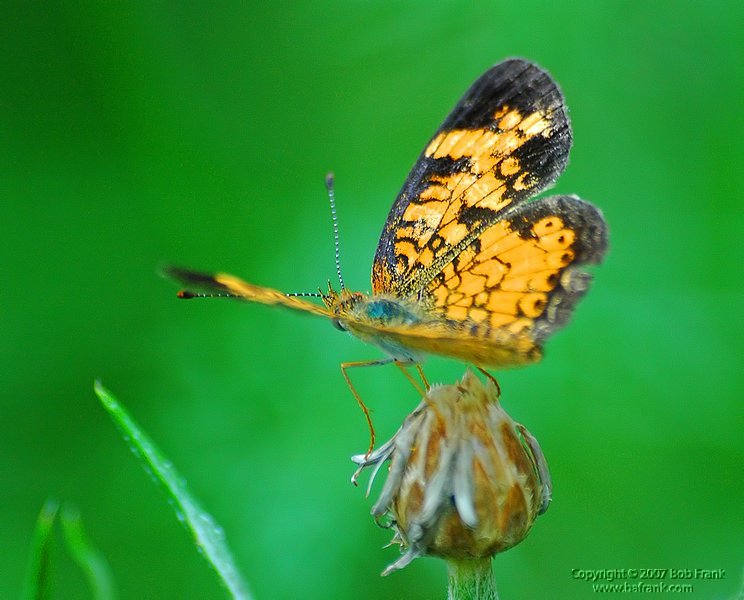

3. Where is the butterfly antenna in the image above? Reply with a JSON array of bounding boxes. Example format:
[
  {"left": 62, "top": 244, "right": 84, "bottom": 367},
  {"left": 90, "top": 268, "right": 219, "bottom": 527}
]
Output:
[
  {"left": 177, "top": 290, "right": 239, "bottom": 299},
  {"left": 326, "top": 172, "right": 345, "bottom": 290},
  {"left": 286, "top": 291, "right": 323, "bottom": 298}
]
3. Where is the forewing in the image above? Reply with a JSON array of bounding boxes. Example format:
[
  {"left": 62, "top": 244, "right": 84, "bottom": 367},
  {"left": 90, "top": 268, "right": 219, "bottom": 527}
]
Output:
[
  {"left": 425, "top": 195, "right": 608, "bottom": 345},
  {"left": 165, "top": 267, "right": 333, "bottom": 318},
  {"left": 372, "top": 59, "right": 572, "bottom": 296}
]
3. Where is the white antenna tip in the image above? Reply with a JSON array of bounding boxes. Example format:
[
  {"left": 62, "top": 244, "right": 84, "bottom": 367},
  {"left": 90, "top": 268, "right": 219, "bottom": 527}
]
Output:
[{"left": 324, "top": 171, "right": 344, "bottom": 290}]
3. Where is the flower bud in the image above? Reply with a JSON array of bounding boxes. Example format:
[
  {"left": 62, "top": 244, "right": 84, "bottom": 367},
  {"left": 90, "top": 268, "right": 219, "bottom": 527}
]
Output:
[{"left": 352, "top": 370, "right": 551, "bottom": 574}]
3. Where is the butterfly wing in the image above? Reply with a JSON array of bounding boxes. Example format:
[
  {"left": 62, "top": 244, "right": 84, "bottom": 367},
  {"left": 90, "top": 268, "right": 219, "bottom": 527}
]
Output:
[
  {"left": 166, "top": 267, "right": 333, "bottom": 318},
  {"left": 344, "top": 195, "right": 607, "bottom": 369},
  {"left": 372, "top": 58, "right": 573, "bottom": 297},
  {"left": 367, "top": 59, "right": 608, "bottom": 364},
  {"left": 423, "top": 194, "right": 607, "bottom": 347}
]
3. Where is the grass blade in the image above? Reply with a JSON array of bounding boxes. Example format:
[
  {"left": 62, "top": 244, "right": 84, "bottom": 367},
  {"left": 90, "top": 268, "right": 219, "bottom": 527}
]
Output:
[
  {"left": 60, "top": 505, "right": 116, "bottom": 600},
  {"left": 94, "top": 381, "right": 252, "bottom": 600},
  {"left": 22, "top": 499, "right": 59, "bottom": 600}
]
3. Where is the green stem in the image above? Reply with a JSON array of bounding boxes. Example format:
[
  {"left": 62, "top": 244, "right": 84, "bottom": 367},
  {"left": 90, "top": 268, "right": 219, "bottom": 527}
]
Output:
[{"left": 447, "top": 558, "right": 498, "bottom": 600}]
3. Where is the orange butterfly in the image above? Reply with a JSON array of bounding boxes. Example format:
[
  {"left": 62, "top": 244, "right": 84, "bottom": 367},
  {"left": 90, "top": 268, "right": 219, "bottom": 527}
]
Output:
[{"left": 168, "top": 58, "right": 608, "bottom": 445}]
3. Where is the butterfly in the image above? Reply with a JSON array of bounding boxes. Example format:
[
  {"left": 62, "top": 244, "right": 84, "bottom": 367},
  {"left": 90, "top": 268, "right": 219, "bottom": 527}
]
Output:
[{"left": 168, "top": 58, "right": 608, "bottom": 434}]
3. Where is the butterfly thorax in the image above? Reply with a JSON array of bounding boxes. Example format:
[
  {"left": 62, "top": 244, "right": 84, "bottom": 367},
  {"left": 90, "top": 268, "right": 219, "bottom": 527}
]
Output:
[{"left": 322, "top": 287, "right": 429, "bottom": 363}]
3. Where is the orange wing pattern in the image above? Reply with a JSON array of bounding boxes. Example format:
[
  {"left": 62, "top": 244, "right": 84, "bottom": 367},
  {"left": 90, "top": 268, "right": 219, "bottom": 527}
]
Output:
[
  {"left": 372, "top": 59, "right": 573, "bottom": 297},
  {"left": 424, "top": 195, "right": 606, "bottom": 346},
  {"left": 370, "top": 59, "right": 607, "bottom": 353}
]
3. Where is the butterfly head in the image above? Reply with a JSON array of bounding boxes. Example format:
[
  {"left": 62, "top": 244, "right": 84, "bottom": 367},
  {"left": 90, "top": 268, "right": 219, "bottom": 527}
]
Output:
[{"left": 321, "top": 282, "right": 365, "bottom": 331}]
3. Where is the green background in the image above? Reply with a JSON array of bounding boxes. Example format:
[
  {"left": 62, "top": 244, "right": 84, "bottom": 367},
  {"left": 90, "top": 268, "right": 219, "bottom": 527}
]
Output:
[{"left": 2, "top": 1, "right": 742, "bottom": 598}]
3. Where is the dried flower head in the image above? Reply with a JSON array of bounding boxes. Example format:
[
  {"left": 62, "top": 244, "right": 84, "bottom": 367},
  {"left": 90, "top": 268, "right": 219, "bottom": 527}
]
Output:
[{"left": 352, "top": 370, "right": 551, "bottom": 574}]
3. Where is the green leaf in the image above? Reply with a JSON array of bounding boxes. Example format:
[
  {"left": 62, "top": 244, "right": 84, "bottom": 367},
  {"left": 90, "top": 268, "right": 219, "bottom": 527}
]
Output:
[
  {"left": 94, "top": 381, "right": 252, "bottom": 600},
  {"left": 22, "top": 499, "right": 59, "bottom": 600},
  {"left": 60, "top": 505, "right": 116, "bottom": 600}
]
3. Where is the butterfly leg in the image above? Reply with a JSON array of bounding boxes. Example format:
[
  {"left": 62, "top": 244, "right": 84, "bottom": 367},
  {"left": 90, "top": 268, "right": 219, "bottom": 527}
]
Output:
[
  {"left": 416, "top": 364, "right": 430, "bottom": 390},
  {"left": 391, "top": 361, "right": 451, "bottom": 440},
  {"left": 476, "top": 366, "right": 501, "bottom": 398},
  {"left": 402, "top": 363, "right": 449, "bottom": 435},
  {"left": 394, "top": 362, "right": 427, "bottom": 396},
  {"left": 340, "top": 358, "right": 394, "bottom": 468}
]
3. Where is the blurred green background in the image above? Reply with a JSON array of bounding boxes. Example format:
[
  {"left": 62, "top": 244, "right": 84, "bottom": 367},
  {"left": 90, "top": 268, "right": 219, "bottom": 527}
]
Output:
[{"left": 2, "top": 1, "right": 742, "bottom": 598}]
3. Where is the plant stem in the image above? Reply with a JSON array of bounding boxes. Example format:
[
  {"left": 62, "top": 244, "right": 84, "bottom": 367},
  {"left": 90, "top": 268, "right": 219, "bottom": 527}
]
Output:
[{"left": 447, "top": 558, "right": 498, "bottom": 600}]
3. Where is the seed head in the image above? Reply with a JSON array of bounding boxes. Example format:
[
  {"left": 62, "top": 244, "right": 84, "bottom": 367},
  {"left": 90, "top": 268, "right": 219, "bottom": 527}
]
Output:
[{"left": 352, "top": 370, "right": 551, "bottom": 574}]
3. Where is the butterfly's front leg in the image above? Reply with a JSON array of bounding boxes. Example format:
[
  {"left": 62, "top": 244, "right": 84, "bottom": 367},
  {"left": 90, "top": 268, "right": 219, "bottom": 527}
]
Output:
[{"left": 340, "top": 358, "right": 395, "bottom": 469}]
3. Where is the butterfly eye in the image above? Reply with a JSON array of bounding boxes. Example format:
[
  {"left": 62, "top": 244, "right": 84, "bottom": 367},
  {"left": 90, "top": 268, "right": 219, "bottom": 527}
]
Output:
[{"left": 332, "top": 318, "right": 347, "bottom": 332}]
